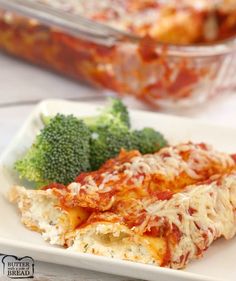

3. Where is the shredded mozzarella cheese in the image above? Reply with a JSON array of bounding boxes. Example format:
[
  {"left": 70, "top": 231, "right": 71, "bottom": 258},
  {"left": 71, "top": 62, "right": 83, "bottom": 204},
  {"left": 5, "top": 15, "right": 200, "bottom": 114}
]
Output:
[{"left": 139, "top": 173, "right": 236, "bottom": 268}]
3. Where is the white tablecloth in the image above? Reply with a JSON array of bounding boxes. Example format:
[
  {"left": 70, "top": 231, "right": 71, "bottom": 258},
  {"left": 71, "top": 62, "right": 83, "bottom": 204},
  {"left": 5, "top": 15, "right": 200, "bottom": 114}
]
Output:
[{"left": 1, "top": 52, "right": 236, "bottom": 281}]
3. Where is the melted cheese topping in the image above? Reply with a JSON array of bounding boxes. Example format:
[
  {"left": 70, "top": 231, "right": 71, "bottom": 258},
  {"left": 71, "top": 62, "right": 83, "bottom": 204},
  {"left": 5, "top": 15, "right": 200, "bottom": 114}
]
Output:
[
  {"left": 66, "top": 172, "right": 236, "bottom": 268},
  {"left": 137, "top": 173, "right": 236, "bottom": 268},
  {"left": 126, "top": 143, "right": 234, "bottom": 179},
  {"left": 36, "top": 0, "right": 236, "bottom": 44},
  {"left": 64, "top": 143, "right": 235, "bottom": 206},
  {"left": 9, "top": 142, "right": 236, "bottom": 268}
]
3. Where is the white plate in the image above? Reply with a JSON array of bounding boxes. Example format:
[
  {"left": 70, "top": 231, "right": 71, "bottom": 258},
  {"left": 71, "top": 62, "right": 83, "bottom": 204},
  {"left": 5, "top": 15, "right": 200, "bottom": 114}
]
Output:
[{"left": 1, "top": 99, "right": 236, "bottom": 281}]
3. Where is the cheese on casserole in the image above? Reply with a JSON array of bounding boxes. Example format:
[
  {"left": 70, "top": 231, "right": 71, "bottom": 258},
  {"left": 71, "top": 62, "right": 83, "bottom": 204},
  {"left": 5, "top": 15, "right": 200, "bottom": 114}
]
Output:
[
  {"left": 37, "top": 0, "right": 236, "bottom": 44},
  {"left": 67, "top": 172, "right": 236, "bottom": 268},
  {"left": 9, "top": 142, "right": 236, "bottom": 268}
]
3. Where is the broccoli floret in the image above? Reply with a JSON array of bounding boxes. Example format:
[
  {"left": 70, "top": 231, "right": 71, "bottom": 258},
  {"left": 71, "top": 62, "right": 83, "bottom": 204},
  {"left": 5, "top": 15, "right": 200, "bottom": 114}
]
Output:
[
  {"left": 89, "top": 127, "right": 167, "bottom": 170},
  {"left": 89, "top": 126, "right": 133, "bottom": 170},
  {"left": 42, "top": 98, "right": 130, "bottom": 129},
  {"left": 37, "top": 99, "right": 167, "bottom": 175},
  {"left": 86, "top": 99, "right": 167, "bottom": 169},
  {"left": 131, "top": 128, "right": 167, "bottom": 154},
  {"left": 107, "top": 97, "right": 130, "bottom": 128},
  {"left": 15, "top": 114, "right": 91, "bottom": 187},
  {"left": 84, "top": 97, "right": 130, "bottom": 129},
  {"left": 84, "top": 98, "right": 132, "bottom": 170},
  {"left": 39, "top": 98, "right": 131, "bottom": 172}
]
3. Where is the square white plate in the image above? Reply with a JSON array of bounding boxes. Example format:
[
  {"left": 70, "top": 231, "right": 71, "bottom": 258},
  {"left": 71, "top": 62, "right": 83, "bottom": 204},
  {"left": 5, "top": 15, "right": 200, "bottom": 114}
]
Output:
[{"left": 1, "top": 99, "right": 236, "bottom": 281}]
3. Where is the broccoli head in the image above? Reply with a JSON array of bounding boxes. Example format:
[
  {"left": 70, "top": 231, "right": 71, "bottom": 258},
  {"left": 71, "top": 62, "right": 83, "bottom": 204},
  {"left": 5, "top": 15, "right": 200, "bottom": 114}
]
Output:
[
  {"left": 131, "top": 128, "right": 167, "bottom": 154},
  {"left": 89, "top": 127, "right": 167, "bottom": 170},
  {"left": 106, "top": 97, "right": 130, "bottom": 128},
  {"left": 19, "top": 99, "right": 168, "bottom": 184},
  {"left": 85, "top": 98, "right": 132, "bottom": 170},
  {"left": 15, "top": 114, "right": 91, "bottom": 187},
  {"left": 84, "top": 97, "right": 130, "bottom": 130},
  {"left": 86, "top": 99, "right": 167, "bottom": 169},
  {"left": 89, "top": 126, "right": 133, "bottom": 170}
]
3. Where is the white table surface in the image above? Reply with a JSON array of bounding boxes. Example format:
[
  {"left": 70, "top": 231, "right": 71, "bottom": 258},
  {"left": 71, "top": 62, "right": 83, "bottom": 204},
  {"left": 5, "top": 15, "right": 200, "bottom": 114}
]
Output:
[{"left": 1, "top": 52, "right": 236, "bottom": 281}]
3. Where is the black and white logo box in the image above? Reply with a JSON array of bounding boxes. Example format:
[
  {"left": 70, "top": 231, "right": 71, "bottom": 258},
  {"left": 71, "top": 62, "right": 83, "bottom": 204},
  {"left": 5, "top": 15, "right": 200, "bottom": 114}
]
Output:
[{"left": 2, "top": 255, "right": 34, "bottom": 279}]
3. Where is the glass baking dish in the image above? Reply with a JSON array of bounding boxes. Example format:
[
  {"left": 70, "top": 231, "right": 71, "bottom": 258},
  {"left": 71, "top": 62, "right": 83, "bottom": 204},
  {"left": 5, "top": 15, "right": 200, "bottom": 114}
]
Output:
[{"left": 0, "top": 0, "right": 236, "bottom": 109}]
